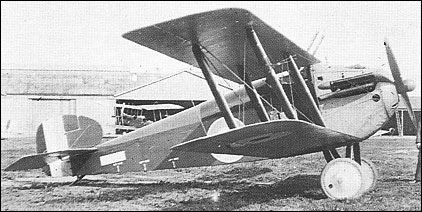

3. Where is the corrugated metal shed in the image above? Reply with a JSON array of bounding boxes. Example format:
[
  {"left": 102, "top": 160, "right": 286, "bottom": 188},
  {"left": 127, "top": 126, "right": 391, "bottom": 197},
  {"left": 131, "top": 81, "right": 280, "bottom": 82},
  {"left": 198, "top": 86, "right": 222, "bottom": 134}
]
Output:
[{"left": 115, "top": 70, "right": 238, "bottom": 101}]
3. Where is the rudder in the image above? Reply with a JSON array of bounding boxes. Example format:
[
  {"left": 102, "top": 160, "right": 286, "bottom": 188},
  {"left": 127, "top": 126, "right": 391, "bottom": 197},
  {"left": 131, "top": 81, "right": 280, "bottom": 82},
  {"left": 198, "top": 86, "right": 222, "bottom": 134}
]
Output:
[{"left": 35, "top": 115, "right": 102, "bottom": 177}]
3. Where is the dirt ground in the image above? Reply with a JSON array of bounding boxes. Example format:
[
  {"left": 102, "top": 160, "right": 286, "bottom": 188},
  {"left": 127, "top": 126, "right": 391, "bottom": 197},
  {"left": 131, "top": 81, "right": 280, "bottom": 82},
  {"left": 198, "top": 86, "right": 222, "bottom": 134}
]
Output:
[{"left": 1, "top": 136, "right": 421, "bottom": 211}]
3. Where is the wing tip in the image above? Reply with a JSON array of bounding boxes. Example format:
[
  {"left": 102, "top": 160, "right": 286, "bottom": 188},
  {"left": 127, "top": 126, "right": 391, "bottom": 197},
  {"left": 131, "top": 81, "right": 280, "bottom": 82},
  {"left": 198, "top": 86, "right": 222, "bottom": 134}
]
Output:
[
  {"left": 122, "top": 31, "right": 134, "bottom": 40},
  {"left": 4, "top": 165, "right": 13, "bottom": 171}
]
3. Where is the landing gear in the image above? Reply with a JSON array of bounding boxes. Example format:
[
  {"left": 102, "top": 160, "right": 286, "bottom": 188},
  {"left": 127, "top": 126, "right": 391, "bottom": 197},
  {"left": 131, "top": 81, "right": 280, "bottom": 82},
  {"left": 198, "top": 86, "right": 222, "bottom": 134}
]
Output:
[
  {"left": 360, "top": 158, "right": 378, "bottom": 192},
  {"left": 320, "top": 158, "right": 364, "bottom": 200},
  {"left": 346, "top": 143, "right": 378, "bottom": 193},
  {"left": 320, "top": 143, "right": 379, "bottom": 200}
]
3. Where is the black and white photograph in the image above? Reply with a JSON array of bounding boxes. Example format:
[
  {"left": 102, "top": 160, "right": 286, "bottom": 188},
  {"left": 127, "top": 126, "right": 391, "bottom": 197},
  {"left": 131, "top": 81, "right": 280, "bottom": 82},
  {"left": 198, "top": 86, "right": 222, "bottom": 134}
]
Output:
[{"left": 1, "top": 1, "right": 421, "bottom": 210}]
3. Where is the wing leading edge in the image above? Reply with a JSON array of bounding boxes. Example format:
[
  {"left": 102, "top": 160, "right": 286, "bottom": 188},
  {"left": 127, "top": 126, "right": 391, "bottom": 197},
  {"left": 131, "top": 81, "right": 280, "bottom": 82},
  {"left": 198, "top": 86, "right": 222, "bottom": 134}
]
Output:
[
  {"left": 171, "top": 120, "right": 361, "bottom": 158},
  {"left": 123, "top": 8, "right": 320, "bottom": 83}
]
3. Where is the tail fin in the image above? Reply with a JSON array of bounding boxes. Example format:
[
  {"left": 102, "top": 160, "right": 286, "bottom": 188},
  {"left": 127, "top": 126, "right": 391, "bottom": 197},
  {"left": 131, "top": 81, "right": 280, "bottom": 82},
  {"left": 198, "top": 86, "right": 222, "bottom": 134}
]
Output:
[
  {"left": 36, "top": 115, "right": 103, "bottom": 153},
  {"left": 7, "top": 115, "right": 102, "bottom": 177}
]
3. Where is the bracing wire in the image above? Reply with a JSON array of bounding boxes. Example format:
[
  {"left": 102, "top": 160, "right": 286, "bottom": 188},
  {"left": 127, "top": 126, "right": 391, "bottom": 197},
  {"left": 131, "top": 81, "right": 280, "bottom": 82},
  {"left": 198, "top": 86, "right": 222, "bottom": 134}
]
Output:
[
  {"left": 286, "top": 59, "right": 295, "bottom": 108},
  {"left": 199, "top": 43, "right": 317, "bottom": 123},
  {"left": 242, "top": 40, "right": 247, "bottom": 122},
  {"left": 199, "top": 45, "right": 281, "bottom": 113},
  {"left": 201, "top": 39, "right": 374, "bottom": 124},
  {"left": 203, "top": 44, "right": 294, "bottom": 115},
  {"left": 152, "top": 25, "right": 321, "bottom": 122},
  {"left": 191, "top": 100, "right": 207, "bottom": 133},
  {"left": 202, "top": 52, "right": 246, "bottom": 106}
]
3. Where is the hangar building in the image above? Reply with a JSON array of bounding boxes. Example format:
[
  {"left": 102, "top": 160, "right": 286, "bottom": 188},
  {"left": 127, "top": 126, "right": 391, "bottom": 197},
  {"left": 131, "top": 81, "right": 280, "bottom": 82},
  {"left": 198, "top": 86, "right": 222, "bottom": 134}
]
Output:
[
  {"left": 1, "top": 68, "right": 237, "bottom": 137},
  {"left": 383, "top": 96, "right": 421, "bottom": 136},
  {"left": 1, "top": 68, "right": 165, "bottom": 137}
]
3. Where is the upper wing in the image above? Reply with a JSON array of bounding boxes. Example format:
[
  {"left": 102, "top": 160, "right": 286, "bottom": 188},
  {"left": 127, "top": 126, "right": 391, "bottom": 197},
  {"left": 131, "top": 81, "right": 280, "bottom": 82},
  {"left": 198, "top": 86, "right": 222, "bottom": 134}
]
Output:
[
  {"left": 171, "top": 120, "right": 360, "bottom": 158},
  {"left": 123, "top": 8, "right": 320, "bottom": 83}
]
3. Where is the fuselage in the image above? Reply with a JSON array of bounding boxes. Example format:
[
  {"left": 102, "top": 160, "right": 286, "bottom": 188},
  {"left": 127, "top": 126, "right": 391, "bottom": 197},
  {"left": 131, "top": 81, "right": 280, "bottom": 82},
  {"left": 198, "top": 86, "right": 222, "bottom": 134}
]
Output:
[{"left": 73, "top": 73, "right": 399, "bottom": 176}]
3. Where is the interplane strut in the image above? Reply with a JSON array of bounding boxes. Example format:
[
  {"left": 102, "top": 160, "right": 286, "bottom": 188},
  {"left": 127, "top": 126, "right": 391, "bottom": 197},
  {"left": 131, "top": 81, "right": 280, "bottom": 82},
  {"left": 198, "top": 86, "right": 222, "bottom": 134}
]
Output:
[
  {"left": 192, "top": 43, "right": 238, "bottom": 129},
  {"left": 288, "top": 55, "right": 341, "bottom": 161},
  {"left": 245, "top": 25, "right": 298, "bottom": 120}
]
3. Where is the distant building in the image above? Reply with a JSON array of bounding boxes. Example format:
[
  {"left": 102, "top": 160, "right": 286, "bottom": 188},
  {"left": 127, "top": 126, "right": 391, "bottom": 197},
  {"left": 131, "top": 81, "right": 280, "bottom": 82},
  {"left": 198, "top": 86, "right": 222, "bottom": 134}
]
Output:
[
  {"left": 1, "top": 68, "right": 239, "bottom": 137},
  {"left": 383, "top": 96, "right": 421, "bottom": 136},
  {"left": 1, "top": 68, "right": 166, "bottom": 137}
]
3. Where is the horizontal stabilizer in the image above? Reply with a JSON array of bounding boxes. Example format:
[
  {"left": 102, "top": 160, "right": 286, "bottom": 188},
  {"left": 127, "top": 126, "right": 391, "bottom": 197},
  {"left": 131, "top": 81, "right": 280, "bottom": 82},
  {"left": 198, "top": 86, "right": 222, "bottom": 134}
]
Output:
[
  {"left": 171, "top": 120, "right": 361, "bottom": 158},
  {"left": 5, "top": 148, "right": 97, "bottom": 171}
]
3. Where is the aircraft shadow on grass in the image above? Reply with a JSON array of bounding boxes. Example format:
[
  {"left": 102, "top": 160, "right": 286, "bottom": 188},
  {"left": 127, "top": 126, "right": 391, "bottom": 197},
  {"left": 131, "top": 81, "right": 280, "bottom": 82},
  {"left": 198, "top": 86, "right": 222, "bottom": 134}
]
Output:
[{"left": 10, "top": 167, "right": 325, "bottom": 209}]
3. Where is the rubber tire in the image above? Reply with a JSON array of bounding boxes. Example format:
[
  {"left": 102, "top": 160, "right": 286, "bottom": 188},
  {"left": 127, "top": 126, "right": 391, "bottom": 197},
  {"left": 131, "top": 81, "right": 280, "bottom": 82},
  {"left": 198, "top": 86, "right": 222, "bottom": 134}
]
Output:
[
  {"left": 359, "top": 158, "right": 378, "bottom": 193},
  {"left": 321, "top": 158, "right": 364, "bottom": 200}
]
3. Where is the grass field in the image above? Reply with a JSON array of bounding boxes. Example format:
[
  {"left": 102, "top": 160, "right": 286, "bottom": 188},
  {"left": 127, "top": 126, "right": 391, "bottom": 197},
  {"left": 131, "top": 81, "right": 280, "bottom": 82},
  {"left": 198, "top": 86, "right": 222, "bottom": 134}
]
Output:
[{"left": 1, "top": 136, "right": 421, "bottom": 211}]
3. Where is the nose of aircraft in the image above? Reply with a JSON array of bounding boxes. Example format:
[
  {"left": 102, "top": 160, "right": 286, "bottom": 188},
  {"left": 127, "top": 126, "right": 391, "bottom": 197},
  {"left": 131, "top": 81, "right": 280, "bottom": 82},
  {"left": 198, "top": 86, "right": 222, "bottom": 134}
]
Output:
[{"left": 379, "top": 82, "right": 400, "bottom": 117}]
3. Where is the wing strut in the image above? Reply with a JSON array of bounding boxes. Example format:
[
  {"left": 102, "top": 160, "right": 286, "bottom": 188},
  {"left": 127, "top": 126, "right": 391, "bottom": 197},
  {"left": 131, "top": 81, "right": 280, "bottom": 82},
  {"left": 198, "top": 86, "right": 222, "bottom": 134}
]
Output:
[
  {"left": 288, "top": 55, "right": 340, "bottom": 162},
  {"left": 288, "top": 55, "right": 324, "bottom": 125},
  {"left": 192, "top": 43, "right": 238, "bottom": 129},
  {"left": 245, "top": 25, "right": 297, "bottom": 120},
  {"left": 238, "top": 65, "right": 270, "bottom": 122},
  {"left": 245, "top": 24, "right": 339, "bottom": 161}
]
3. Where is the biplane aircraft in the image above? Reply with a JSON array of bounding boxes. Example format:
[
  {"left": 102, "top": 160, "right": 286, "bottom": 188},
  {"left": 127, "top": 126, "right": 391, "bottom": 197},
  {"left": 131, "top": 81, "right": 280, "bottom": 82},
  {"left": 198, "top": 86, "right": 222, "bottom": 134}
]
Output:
[
  {"left": 114, "top": 103, "right": 184, "bottom": 134},
  {"left": 5, "top": 8, "right": 419, "bottom": 200}
]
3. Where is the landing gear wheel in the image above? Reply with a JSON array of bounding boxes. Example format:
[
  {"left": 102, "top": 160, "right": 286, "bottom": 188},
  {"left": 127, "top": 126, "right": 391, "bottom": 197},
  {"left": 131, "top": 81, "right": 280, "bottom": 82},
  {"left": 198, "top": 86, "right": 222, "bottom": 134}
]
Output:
[
  {"left": 321, "top": 158, "right": 364, "bottom": 200},
  {"left": 359, "top": 158, "right": 378, "bottom": 193}
]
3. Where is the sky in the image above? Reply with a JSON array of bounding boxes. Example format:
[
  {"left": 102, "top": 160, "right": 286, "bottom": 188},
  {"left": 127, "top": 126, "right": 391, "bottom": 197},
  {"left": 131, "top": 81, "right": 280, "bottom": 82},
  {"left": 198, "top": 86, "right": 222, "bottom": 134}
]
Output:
[{"left": 1, "top": 1, "right": 421, "bottom": 96}]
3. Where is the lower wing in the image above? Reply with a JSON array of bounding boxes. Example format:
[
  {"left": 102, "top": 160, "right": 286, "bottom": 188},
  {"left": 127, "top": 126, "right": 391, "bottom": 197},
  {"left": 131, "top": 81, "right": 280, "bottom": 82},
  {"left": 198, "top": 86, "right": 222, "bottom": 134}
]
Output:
[{"left": 171, "top": 120, "right": 361, "bottom": 158}]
